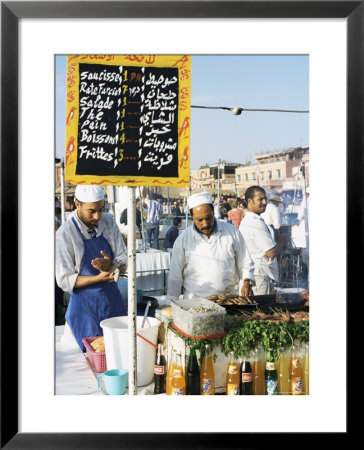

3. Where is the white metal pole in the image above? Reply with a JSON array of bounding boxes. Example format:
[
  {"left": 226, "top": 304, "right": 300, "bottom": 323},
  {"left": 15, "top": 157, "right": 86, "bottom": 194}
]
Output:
[
  {"left": 138, "top": 186, "right": 146, "bottom": 252},
  {"left": 112, "top": 186, "right": 117, "bottom": 218},
  {"left": 60, "top": 159, "right": 66, "bottom": 224},
  {"left": 217, "top": 159, "right": 221, "bottom": 206},
  {"left": 185, "top": 187, "right": 189, "bottom": 230},
  {"left": 127, "top": 187, "right": 137, "bottom": 394}
]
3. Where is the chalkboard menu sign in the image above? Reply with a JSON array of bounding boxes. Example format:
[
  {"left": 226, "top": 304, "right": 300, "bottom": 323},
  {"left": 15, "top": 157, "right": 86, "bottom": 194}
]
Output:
[{"left": 65, "top": 55, "right": 191, "bottom": 187}]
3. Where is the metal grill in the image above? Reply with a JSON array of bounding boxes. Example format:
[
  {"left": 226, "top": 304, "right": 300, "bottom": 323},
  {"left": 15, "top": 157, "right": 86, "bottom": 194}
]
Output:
[{"left": 224, "top": 299, "right": 308, "bottom": 316}]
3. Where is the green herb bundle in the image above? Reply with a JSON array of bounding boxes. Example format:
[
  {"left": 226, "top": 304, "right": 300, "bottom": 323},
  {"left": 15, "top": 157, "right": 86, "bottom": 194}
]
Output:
[{"left": 170, "top": 314, "right": 309, "bottom": 363}]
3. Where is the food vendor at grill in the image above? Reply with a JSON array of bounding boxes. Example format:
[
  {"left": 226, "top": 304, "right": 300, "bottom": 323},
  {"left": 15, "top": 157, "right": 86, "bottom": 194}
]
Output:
[
  {"left": 55, "top": 185, "right": 127, "bottom": 351},
  {"left": 167, "top": 192, "right": 255, "bottom": 300}
]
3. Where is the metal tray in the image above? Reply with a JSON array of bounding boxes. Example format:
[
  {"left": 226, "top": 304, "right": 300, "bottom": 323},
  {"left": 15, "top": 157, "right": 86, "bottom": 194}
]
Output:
[{"left": 218, "top": 294, "right": 276, "bottom": 309}]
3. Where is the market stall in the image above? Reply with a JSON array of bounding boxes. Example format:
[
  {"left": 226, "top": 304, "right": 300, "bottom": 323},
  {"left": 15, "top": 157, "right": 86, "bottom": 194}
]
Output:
[
  {"left": 155, "top": 289, "right": 309, "bottom": 395},
  {"left": 63, "top": 290, "right": 309, "bottom": 396}
]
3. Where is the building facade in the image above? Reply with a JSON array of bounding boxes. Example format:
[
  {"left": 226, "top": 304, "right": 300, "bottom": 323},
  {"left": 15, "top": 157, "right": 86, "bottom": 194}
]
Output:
[{"left": 191, "top": 146, "right": 309, "bottom": 195}]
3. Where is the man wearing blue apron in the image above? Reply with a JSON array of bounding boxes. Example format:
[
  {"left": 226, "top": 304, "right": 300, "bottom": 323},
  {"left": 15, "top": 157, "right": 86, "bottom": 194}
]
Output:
[{"left": 56, "top": 185, "right": 127, "bottom": 352}]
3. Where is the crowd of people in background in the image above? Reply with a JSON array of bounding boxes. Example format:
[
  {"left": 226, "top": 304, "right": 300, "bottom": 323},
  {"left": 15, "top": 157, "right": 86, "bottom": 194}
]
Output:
[{"left": 55, "top": 189, "right": 308, "bottom": 253}]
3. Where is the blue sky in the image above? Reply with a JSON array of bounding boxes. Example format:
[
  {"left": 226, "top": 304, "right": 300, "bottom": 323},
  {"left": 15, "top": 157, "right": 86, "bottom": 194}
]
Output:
[{"left": 55, "top": 55, "right": 308, "bottom": 170}]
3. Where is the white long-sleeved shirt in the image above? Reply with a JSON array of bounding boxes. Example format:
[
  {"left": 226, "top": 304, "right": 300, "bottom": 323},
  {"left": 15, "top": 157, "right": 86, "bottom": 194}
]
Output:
[
  {"left": 167, "top": 219, "right": 255, "bottom": 299},
  {"left": 261, "top": 202, "right": 281, "bottom": 230},
  {"left": 55, "top": 210, "right": 127, "bottom": 293},
  {"left": 239, "top": 211, "right": 279, "bottom": 281}
]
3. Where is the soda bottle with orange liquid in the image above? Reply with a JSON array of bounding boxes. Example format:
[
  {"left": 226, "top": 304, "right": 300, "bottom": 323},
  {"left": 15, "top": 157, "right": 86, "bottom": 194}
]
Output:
[
  {"left": 277, "top": 347, "right": 290, "bottom": 395},
  {"left": 289, "top": 346, "right": 303, "bottom": 395},
  {"left": 166, "top": 348, "right": 176, "bottom": 395},
  {"left": 226, "top": 351, "right": 240, "bottom": 395},
  {"left": 251, "top": 346, "right": 265, "bottom": 395},
  {"left": 170, "top": 353, "right": 186, "bottom": 395},
  {"left": 302, "top": 344, "right": 309, "bottom": 395},
  {"left": 200, "top": 344, "right": 215, "bottom": 395}
]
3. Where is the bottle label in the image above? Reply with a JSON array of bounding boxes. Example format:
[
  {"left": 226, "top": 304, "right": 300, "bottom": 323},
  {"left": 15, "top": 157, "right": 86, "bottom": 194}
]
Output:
[
  {"left": 154, "top": 365, "right": 165, "bottom": 375},
  {"left": 227, "top": 384, "right": 240, "bottom": 395},
  {"left": 266, "top": 379, "right": 278, "bottom": 395},
  {"left": 266, "top": 362, "right": 276, "bottom": 371},
  {"left": 201, "top": 378, "right": 214, "bottom": 395},
  {"left": 171, "top": 387, "right": 185, "bottom": 395},
  {"left": 291, "top": 377, "right": 303, "bottom": 395},
  {"left": 173, "top": 368, "right": 182, "bottom": 377},
  {"left": 291, "top": 357, "right": 301, "bottom": 369},
  {"left": 228, "top": 364, "right": 238, "bottom": 374},
  {"left": 242, "top": 372, "right": 253, "bottom": 383}
]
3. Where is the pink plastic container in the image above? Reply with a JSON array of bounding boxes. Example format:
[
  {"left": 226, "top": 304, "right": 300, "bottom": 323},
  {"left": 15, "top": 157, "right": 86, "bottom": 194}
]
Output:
[{"left": 82, "top": 336, "right": 107, "bottom": 373}]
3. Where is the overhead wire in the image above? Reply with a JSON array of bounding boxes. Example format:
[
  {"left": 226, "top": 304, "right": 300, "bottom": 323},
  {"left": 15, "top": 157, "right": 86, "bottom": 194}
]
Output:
[{"left": 191, "top": 105, "right": 309, "bottom": 114}]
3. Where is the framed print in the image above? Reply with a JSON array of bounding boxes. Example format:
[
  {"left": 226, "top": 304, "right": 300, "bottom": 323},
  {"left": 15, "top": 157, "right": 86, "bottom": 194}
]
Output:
[{"left": 1, "top": 0, "right": 360, "bottom": 447}]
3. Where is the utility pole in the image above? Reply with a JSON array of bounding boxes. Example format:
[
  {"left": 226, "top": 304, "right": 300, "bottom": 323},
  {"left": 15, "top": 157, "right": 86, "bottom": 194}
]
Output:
[{"left": 217, "top": 159, "right": 221, "bottom": 206}]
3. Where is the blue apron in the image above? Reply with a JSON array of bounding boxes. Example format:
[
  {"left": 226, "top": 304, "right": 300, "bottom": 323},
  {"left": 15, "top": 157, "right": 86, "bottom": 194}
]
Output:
[{"left": 66, "top": 218, "right": 126, "bottom": 352}]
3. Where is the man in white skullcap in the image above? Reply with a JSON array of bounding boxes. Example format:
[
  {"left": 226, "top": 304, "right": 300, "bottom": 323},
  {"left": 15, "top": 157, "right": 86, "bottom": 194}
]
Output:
[
  {"left": 56, "top": 185, "right": 127, "bottom": 351},
  {"left": 167, "top": 191, "right": 255, "bottom": 300}
]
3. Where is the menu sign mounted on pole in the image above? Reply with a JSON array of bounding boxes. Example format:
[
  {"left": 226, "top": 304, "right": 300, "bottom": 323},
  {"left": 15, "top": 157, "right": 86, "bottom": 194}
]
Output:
[{"left": 65, "top": 55, "right": 191, "bottom": 187}]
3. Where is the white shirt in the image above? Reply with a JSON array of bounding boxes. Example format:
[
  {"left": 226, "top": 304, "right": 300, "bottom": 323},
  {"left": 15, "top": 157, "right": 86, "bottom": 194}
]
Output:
[
  {"left": 167, "top": 219, "right": 255, "bottom": 299},
  {"left": 56, "top": 210, "right": 127, "bottom": 293},
  {"left": 261, "top": 202, "right": 281, "bottom": 230},
  {"left": 239, "top": 211, "right": 279, "bottom": 281},
  {"left": 298, "top": 196, "right": 309, "bottom": 221}
]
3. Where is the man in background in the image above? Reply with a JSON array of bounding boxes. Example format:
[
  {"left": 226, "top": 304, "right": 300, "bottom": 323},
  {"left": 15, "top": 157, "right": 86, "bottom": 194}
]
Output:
[
  {"left": 239, "top": 186, "right": 288, "bottom": 295},
  {"left": 144, "top": 192, "right": 163, "bottom": 249},
  {"left": 297, "top": 186, "right": 310, "bottom": 271},
  {"left": 119, "top": 199, "right": 143, "bottom": 244},
  {"left": 261, "top": 194, "right": 283, "bottom": 242},
  {"left": 163, "top": 217, "right": 182, "bottom": 253}
]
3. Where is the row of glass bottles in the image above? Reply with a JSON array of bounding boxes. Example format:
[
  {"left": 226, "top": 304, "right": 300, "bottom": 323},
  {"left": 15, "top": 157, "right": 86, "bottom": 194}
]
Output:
[
  {"left": 226, "top": 344, "right": 309, "bottom": 395},
  {"left": 160, "top": 343, "right": 309, "bottom": 395},
  {"left": 165, "top": 344, "right": 215, "bottom": 395}
]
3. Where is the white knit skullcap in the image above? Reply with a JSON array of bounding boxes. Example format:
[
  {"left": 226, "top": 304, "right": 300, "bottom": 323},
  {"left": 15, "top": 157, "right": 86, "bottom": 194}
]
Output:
[
  {"left": 187, "top": 192, "right": 213, "bottom": 211},
  {"left": 75, "top": 185, "right": 105, "bottom": 202}
]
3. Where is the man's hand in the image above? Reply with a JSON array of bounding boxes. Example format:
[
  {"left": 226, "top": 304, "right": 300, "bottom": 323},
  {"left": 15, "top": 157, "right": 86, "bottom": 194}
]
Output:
[
  {"left": 241, "top": 279, "right": 254, "bottom": 297},
  {"left": 96, "top": 270, "right": 116, "bottom": 282},
  {"left": 91, "top": 250, "right": 113, "bottom": 273}
]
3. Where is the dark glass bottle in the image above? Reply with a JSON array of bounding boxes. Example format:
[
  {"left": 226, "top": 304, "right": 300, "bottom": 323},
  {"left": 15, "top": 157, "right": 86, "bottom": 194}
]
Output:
[
  {"left": 265, "top": 348, "right": 278, "bottom": 395},
  {"left": 154, "top": 344, "right": 167, "bottom": 394},
  {"left": 240, "top": 356, "right": 253, "bottom": 395},
  {"left": 186, "top": 347, "right": 200, "bottom": 395}
]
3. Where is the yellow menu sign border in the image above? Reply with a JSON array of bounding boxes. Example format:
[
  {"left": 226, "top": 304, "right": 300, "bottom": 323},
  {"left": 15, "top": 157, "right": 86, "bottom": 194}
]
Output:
[{"left": 65, "top": 54, "right": 191, "bottom": 187}]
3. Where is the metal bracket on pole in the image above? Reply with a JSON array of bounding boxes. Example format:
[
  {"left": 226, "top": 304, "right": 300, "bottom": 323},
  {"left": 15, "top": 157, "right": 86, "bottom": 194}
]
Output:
[{"left": 127, "top": 187, "right": 137, "bottom": 394}]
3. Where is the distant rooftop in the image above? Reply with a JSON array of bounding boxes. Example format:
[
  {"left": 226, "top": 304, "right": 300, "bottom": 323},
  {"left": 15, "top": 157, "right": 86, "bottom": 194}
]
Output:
[
  {"left": 255, "top": 146, "right": 309, "bottom": 159},
  {"left": 199, "top": 160, "right": 241, "bottom": 169}
]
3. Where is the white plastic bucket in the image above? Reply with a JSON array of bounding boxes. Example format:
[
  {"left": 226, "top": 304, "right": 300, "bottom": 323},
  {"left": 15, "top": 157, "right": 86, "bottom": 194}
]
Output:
[{"left": 100, "top": 316, "right": 160, "bottom": 387}]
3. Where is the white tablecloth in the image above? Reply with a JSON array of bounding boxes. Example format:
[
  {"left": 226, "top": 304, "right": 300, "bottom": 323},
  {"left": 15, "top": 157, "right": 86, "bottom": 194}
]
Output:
[
  {"left": 55, "top": 325, "right": 103, "bottom": 395},
  {"left": 55, "top": 325, "right": 155, "bottom": 395},
  {"left": 134, "top": 250, "right": 171, "bottom": 295}
]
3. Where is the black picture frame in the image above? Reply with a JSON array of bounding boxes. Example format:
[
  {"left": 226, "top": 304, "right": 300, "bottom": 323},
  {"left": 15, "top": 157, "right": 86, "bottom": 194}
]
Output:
[{"left": 1, "top": 1, "right": 358, "bottom": 447}]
